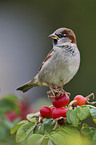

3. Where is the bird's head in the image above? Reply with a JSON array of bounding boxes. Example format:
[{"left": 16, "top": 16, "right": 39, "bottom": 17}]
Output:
[{"left": 48, "top": 28, "right": 76, "bottom": 46}]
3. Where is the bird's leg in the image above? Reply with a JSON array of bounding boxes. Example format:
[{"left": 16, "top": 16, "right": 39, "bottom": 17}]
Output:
[
  {"left": 47, "top": 86, "right": 70, "bottom": 99},
  {"left": 57, "top": 86, "right": 70, "bottom": 99},
  {"left": 47, "top": 86, "right": 56, "bottom": 98},
  {"left": 47, "top": 86, "right": 60, "bottom": 98}
]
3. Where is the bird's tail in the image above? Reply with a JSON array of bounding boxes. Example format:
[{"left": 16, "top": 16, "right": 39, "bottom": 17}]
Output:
[{"left": 16, "top": 75, "right": 39, "bottom": 92}]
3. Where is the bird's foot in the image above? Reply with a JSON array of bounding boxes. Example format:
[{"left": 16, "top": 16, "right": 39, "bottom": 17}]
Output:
[
  {"left": 47, "top": 86, "right": 70, "bottom": 99},
  {"left": 47, "top": 88, "right": 60, "bottom": 98}
]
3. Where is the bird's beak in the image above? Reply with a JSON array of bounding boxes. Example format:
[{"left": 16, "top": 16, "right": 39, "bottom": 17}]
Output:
[{"left": 48, "top": 33, "right": 59, "bottom": 39}]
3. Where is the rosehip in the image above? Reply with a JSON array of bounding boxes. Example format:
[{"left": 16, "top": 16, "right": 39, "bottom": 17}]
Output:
[
  {"left": 18, "top": 101, "right": 34, "bottom": 120},
  {"left": 52, "top": 107, "right": 68, "bottom": 119},
  {"left": 52, "top": 94, "right": 70, "bottom": 108},
  {"left": 5, "top": 111, "right": 18, "bottom": 122},
  {"left": 73, "top": 95, "right": 86, "bottom": 107},
  {"left": 51, "top": 107, "right": 56, "bottom": 112},
  {"left": 40, "top": 106, "right": 52, "bottom": 118}
]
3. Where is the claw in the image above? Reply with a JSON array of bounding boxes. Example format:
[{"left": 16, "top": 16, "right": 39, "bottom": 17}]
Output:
[{"left": 47, "top": 86, "right": 70, "bottom": 99}]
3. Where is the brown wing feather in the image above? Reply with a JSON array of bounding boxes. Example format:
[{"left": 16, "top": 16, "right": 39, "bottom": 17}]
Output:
[{"left": 39, "top": 49, "right": 54, "bottom": 71}]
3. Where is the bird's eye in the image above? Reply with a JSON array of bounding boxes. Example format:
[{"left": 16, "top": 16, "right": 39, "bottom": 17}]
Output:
[{"left": 55, "top": 33, "right": 66, "bottom": 38}]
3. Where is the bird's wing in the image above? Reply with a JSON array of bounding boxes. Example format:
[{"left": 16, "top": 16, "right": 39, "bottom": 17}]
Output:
[{"left": 39, "top": 49, "right": 54, "bottom": 71}]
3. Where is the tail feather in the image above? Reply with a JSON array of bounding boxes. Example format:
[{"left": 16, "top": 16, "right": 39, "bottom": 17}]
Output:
[{"left": 16, "top": 78, "right": 39, "bottom": 92}]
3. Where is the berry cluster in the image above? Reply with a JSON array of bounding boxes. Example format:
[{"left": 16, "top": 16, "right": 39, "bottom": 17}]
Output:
[{"left": 40, "top": 92, "right": 95, "bottom": 121}]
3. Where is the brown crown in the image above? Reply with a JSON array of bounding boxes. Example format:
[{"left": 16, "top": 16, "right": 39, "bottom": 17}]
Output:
[{"left": 54, "top": 28, "right": 76, "bottom": 44}]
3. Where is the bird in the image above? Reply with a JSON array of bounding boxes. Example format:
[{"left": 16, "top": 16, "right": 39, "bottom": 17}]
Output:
[{"left": 17, "top": 27, "right": 80, "bottom": 96}]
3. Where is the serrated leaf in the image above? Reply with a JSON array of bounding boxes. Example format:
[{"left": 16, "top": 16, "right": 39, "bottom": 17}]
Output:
[
  {"left": 69, "top": 109, "right": 79, "bottom": 127},
  {"left": 87, "top": 105, "right": 96, "bottom": 109},
  {"left": 87, "top": 131, "right": 96, "bottom": 142},
  {"left": 10, "top": 120, "right": 28, "bottom": 134},
  {"left": 76, "top": 106, "right": 90, "bottom": 120},
  {"left": 27, "top": 134, "right": 45, "bottom": 145},
  {"left": 66, "top": 109, "right": 72, "bottom": 124},
  {"left": 16, "top": 122, "right": 35, "bottom": 142},
  {"left": 81, "top": 127, "right": 91, "bottom": 135},
  {"left": 90, "top": 108, "right": 96, "bottom": 118},
  {"left": 42, "top": 119, "right": 55, "bottom": 133},
  {"left": 37, "top": 123, "right": 45, "bottom": 135},
  {"left": 48, "top": 132, "right": 67, "bottom": 145},
  {"left": 27, "top": 112, "right": 40, "bottom": 122},
  {"left": 27, "top": 112, "right": 40, "bottom": 118},
  {"left": 62, "top": 125, "right": 80, "bottom": 137}
]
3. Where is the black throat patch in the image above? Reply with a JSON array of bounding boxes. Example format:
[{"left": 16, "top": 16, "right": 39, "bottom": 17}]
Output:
[{"left": 53, "top": 39, "right": 57, "bottom": 45}]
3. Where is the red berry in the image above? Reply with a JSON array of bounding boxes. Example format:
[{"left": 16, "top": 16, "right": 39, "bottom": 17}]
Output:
[
  {"left": 5, "top": 111, "right": 18, "bottom": 122},
  {"left": 18, "top": 101, "right": 34, "bottom": 120},
  {"left": 40, "top": 106, "right": 52, "bottom": 118},
  {"left": 51, "top": 107, "right": 56, "bottom": 112},
  {"left": 73, "top": 95, "right": 86, "bottom": 107},
  {"left": 52, "top": 94, "right": 70, "bottom": 108},
  {"left": 52, "top": 107, "right": 68, "bottom": 119}
]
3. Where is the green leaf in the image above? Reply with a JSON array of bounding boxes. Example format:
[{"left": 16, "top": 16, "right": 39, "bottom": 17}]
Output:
[
  {"left": 0, "top": 94, "right": 19, "bottom": 113},
  {"left": 48, "top": 132, "right": 67, "bottom": 145},
  {"left": 66, "top": 109, "right": 72, "bottom": 124},
  {"left": 87, "top": 130, "right": 96, "bottom": 142},
  {"left": 92, "top": 118, "right": 96, "bottom": 124},
  {"left": 10, "top": 120, "right": 28, "bottom": 134},
  {"left": 41, "top": 137, "right": 49, "bottom": 145},
  {"left": 47, "top": 140, "right": 53, "bottom": 145},
  {"left": 3, "top": 94, "right": 19, "bottom": 101},
  {"left": 68, "top": 109, "right": 79, "bottom": 127},
  {"left": 27, "top": 112, "right": 39, "bottom": 122},
  {"left": 93, "top": 133, "right": 96, "bottom": 145},
  {"left": 0, "top": 100, "right": 14, "bottom": 113},
  {"left": 27, "top": 134, "right": 45, "bottom": 145},
  {"left": 16, "top": 122, "right": 35, "bottom": 142},
  {"left": 87, "top": 105, "right": 96, "bottom": 109},
  {"left": 62, "top": 125, "right": 80, "bottom": 137},
  {"left": 82, "top": 123, "right": 89, "bottom": 128},
  {"left": 0, "top": 125, "right": 8, "bottom": 140},
  {"left": 90, "top": 108, "right": 96, "bottom": 118},
  {"left": 37, "top": 123, "right": 45, "bottom": 135},
  {"left": 81, "top": 127, "right": 91, "bottom": 135},
  {"left": 3, "top": 119, "right": 14, "bottom": 130},
  {"left": 27, "top": 112, "right": 40, "bottom": 119},
  {"left": 76, "top": 106, "right": 90, "bottom": 120},
  {"left": 36, "top": 119, "right": 55, "bottom": 135},
  {"left": 0, "top": 113, "right": 5, "bottom": 119},
  {"left": 41, "top": 119, "right": 55, "bottom": 133}
]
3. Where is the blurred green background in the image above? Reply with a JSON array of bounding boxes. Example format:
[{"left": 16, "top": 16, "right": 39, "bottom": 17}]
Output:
[{"left": 0, "top": 0, "right": 96, "bottom": 104}]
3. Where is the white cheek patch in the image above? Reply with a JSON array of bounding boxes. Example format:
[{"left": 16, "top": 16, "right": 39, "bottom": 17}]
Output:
[{"left": 58, "top": 37, "right": 71, "bottom": 44}]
